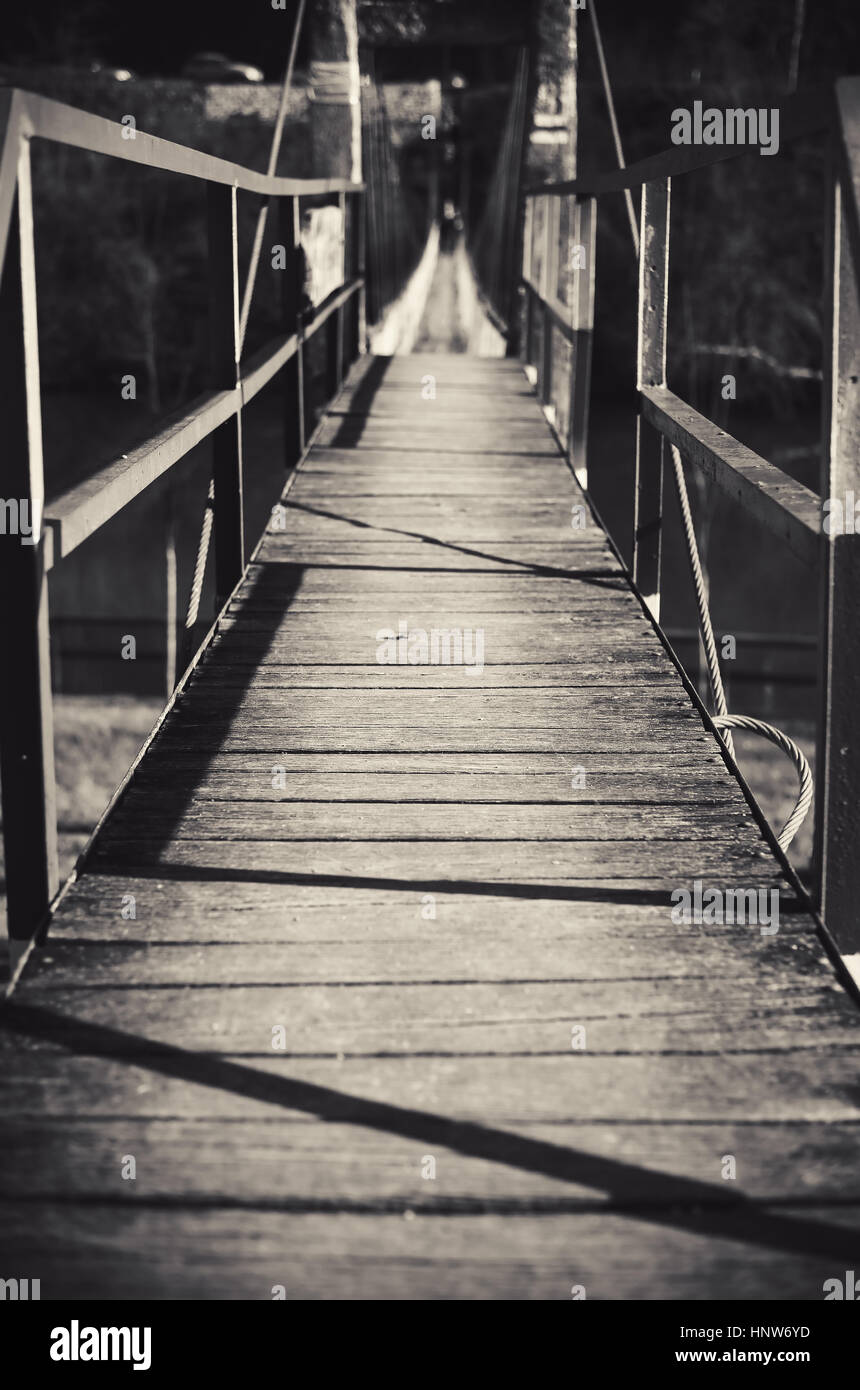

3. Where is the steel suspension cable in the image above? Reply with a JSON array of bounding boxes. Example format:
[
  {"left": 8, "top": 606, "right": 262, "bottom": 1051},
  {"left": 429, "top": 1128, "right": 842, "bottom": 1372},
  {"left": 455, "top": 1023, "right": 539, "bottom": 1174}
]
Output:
[
  {"left": 238, "top": 0, "right": 308, "bottom": 355},
  {"left": 471, "top": 51, "right": 529, "bottom": 324},
  {"left": 184, "top": 0, "right": 307, "bottom": 646},
  {"left": 588, "top": 0, "right": 639, "bottom": 257},
  {"left": 587, "top": 10, "right": 813, "bottom": 852}
]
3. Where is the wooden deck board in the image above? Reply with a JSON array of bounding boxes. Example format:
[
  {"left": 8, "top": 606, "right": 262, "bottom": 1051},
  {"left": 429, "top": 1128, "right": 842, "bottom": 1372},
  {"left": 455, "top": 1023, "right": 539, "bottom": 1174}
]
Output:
[
  {"left": 4, "top": 1121, "right": 860, "bottom": 1204},
  {"left": 2, "top": 352, "right": 859, "bottom": 1301},
  {"left": 3, "top": 1203, "right": 860, "bottom": 1300}
]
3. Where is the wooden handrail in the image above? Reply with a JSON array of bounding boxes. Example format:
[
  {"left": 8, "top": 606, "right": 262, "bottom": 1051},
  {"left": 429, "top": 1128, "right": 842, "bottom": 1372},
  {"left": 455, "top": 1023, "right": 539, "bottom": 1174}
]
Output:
[
  {"left": 520, "top": 82, "right": 834, "bottom": 566},
  {"left": 526, "top": 85, "right": 832, "bottom": 198},
  {"left": 43, "top": 278, "right": 364, "bottom": 568},
  {"left": 0, "top": 86, "right": 368, "bottom": 951},
  {"left": 519, "top": 77, "right": 860, "bottom": 955},
  {"left": 5, "top": 87, "right": 363, "bottom": 197},
  {"left": 640, "top": 386, "right": 820, "bottom": 568}
]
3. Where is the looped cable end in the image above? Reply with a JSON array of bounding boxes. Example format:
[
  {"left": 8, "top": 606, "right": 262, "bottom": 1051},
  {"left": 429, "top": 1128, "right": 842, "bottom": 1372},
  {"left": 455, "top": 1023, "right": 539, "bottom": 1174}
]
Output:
[{"left": 712, "top": 714, "right": 814, "bottom": 852}]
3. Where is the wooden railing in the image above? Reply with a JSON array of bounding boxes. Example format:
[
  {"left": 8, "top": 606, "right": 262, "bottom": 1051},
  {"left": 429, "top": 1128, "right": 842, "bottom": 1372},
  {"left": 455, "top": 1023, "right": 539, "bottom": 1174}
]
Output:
[
  {"left": 0, "top": 87, "right": 365, "bottom": 949},
  {"left": 520, "top": 192, "right": 596, "bottom": 486},
  {"left": 522, "top": 81, "right": 860, "bottom": 956}
]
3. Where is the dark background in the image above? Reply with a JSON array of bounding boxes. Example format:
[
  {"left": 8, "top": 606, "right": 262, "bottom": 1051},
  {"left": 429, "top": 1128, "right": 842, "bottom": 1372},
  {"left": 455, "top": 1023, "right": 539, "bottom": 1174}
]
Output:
[{"left": 2, "top": 0, "right": 856, "bottom": 81}]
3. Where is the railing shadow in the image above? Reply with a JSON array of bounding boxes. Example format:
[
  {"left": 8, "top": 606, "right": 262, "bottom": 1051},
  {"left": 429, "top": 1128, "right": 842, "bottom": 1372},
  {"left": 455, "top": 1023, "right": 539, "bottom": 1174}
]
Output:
[
  {"left": 1, "top": 999, "right": 856, "bottom": 1262},
  {"left": 83, "top": 864, "right": 805, "bottom": 912},
  {"left": 281, "top": 498, "right": 626, "bottom": 586}
]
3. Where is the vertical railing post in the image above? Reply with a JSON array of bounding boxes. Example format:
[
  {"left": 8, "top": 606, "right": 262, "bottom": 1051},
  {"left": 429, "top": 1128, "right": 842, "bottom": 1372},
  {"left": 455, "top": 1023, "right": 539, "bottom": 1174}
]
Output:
[
  {"left": 539, "top": 196, "right": 556, "bottom": 407},
  {"left": 325, "top": 192, "right": 346, "bottom": 401},
  {"left": 207, "top": 182, "right": 244, "bottom": 600},
  {"left": 524, "top": 288, "right": 534, "bottom": 370},
  {"left": 0, "top": 131, "right": 59, "bottom": 953},
  {"left": 337, "top": 189, "right": 347, "bottom": 380},
  {"left": 568, "top": 194, "right": 596, "bottom": 488},
  {"left": 815, "top": 147, "right": 860, "bottom": 955},
  {"left": 279, "top": 194, "right": 305, "bottom": 469},
  {"left": 534, "top": 198, "right": 547, "bottom": 391},
  {"left": 163, "top": 490, "right": 177, "bottom": 697},
  {"left": 633, "top": 177, "right": 670, "bottom": 619},
  {"left": 350, "top": 189, "right": 366, "bottom": 362},
  {"left": 521, "top": 197, "right": 534, "bottom": 367}
]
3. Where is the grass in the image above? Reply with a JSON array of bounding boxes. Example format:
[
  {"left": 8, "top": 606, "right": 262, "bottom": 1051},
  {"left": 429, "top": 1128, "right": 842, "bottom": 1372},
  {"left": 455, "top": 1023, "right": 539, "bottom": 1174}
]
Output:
[{"left": 0, "top": 696, "right": 162, "bottom": 940}]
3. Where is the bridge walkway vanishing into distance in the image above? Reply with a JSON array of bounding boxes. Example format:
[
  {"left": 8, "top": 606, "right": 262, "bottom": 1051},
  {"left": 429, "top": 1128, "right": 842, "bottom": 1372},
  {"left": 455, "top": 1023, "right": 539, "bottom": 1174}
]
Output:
[
  {"left": 2, "top": 71, "right": 860, "bottom": 1299},
  {"left": 3, "top": 351, "right": 860, "bottom": 1299}
]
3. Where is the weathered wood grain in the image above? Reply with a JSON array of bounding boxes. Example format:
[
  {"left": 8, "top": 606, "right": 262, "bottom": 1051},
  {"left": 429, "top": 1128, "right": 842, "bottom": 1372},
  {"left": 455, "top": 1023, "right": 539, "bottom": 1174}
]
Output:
[
  {"left": 3, "top": 350, "right": 856, "bottom": 1303},
  {"left": 302, "top": 447, "right": 571, "bottom": 470},
  {"left": 228, "top": 591, "right": 634, "bottom": 612},
  {"left": 153, "top": 727, "right": 715, "bottom": 754},
  {"left": 254, "top": 539, "right": 615, "bottom": 570},
  {"left": 326, "top": 398, "right": 546, "bottom": 421},
  {"left": 128, "top": 766, "right": 740, "bottom": 804},
  {"left": 12, "top": 977, "right": 856, "bottom": 1056},
  {"left": 103, "top": 800, "right": 758, "bottom": 843},
  {"left": 2, "top": 1201, "right": 858, "bottom": 1300},
  {"left": 291, "top": 472, "right": 581, "bottom": 496},
  {"left": 170, "top": 690, "right": 697, "bottom": 722},
  {"left": 24, "top": 933, "right": 833, "bottom": 990},
  {"left": 1, "top": 1050, "right": 855, "bottom": 1125},
  {"left": 272, "top": 499, "right": 600, "bottom": 537},
  {"left": 48, "top": 876, "right": 806, "bottom": 940},
  {"left": 4, "top": 1120, "right": 860, "bottom": 1204},
  {"left": 195, "top": 661, "right": 683, "bottom": 687},
  {"left": 90, "top": 837, "right": 782, "bottom": 881}
]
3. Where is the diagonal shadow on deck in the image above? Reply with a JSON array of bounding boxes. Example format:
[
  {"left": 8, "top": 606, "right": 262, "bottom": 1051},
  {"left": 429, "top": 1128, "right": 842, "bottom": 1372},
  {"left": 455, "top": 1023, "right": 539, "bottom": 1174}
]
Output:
[
  {"left": 83, "top": 863, "right": 803, "bottom": 911},
  {"left": 281, "top": 497, "right": 625, "bottom": 585},
  {"left": 1, "top": 1000, "right": 857, "bottom": 1265}
]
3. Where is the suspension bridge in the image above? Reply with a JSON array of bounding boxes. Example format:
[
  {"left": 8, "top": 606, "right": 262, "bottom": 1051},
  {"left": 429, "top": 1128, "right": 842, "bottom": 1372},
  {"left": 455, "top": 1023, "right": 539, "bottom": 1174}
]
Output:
[{"left": 1, "top": 33, "right": 860, "bottom": 1299}]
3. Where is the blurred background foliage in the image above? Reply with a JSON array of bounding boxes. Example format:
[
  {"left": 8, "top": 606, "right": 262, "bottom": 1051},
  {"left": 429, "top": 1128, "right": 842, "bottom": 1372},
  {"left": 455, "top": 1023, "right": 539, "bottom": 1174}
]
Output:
[
  {"left": 3, "top": 0, "right": 855, "bottom": 420},
  {"left": 15, "top": 73, "right": 306, "bottom": 409},
  {"left": 570, "top": 0, "right": 857, "bottom": 421}
]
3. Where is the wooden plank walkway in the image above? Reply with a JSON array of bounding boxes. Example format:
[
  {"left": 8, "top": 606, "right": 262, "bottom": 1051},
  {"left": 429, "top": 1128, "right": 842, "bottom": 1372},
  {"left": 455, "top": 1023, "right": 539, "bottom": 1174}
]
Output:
[{"left": 2, "top": 352, "right": 860, "bottom": 1300}]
